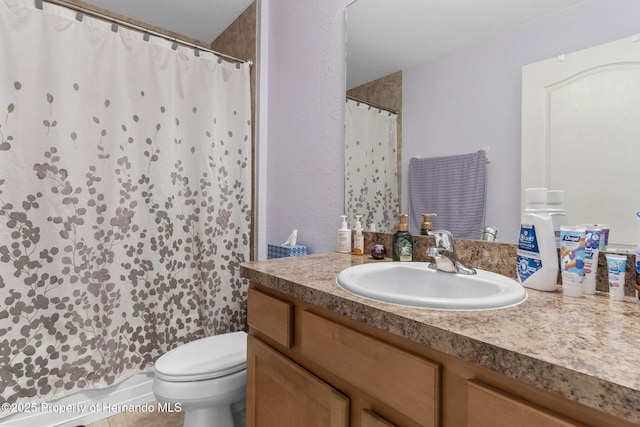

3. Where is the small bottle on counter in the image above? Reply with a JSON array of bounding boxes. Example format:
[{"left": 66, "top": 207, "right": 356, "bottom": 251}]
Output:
[
  {"left": 370, "top": 244, "right": 386, "bottom": 260},
  {"left": 606, "top": 254, "right": 627, "bottom": 301},
  {"left": 337, "top": 215, "right": 351, "bottom": 254},
  {"left": 392, "top": 213, "right": 413, "bottom": 262},
  {"left": 353, "top": 215, "right": 364, "bottom": 256}
]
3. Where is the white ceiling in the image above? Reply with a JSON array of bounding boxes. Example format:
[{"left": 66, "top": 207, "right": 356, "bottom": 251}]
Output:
[
  {"left": 79, "top": 0, "right": 253, "bottom": 44},
  {"left": 347, "top": 0, "right": 588, "bottom": 88},
  {"left": 78, "top": 0, "right": 588, "bottom": 89}
]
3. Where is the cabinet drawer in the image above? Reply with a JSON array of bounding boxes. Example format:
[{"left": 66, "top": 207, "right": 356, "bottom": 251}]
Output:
[
  {"left": 298, "top": 310, "right": 440, "bottom": 427},
  {"left": 247, "top": 288, "right": 294, "bottom": 348},
  {"left": 467, "top": 380, "right": 584, "bottom": 427}
]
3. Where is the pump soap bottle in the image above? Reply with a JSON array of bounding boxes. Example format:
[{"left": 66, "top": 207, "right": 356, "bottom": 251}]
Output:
[
  {"left": 420, "top": 213, "right": 437, "bottom": 235},
  {"left": 337, "top": 215, "right": 351, "bottom": 253},
  {"left": 353, "top": 215, "right": 364, "bottom": 255},
  {"left": 516, "top": 188, "right": 558, "bottom": 291},
  {"left": 392, "top": 214, "right": 413, "bottom": 262}
]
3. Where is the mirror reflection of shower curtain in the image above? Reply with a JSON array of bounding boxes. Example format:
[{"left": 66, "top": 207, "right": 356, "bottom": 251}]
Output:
[
  {"left": 345, "top": 99, "right": 398, "bottom": 232},
  {"left": 0, "top": 0, "right": 251, "bottom": 406}
]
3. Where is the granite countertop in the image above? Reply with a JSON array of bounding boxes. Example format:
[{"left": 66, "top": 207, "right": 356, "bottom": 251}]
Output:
[{"left": 241, "top": 252, "right": 640, "bottom": 424}]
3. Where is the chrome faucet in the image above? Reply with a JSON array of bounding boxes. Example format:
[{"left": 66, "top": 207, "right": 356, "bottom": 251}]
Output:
[{"left": 427, "top": 230, "right": 476, "bottom": 275}]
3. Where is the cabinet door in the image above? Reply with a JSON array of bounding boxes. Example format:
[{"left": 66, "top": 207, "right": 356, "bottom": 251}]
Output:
[
  {"left": 361, "top": 409, "right": 396, "bottom": 427},
  {"left": 298, "top": 310, "right": 440, "bottom": 427},
  {"left": 247, "top": 335, "right": 349, "bottom": 427},
  {"left": 467, "top": 381, "right": 584, "bottom": 427}
]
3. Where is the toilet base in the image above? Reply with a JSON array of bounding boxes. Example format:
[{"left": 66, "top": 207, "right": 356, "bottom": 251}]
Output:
[
  {"left": 184, "top": 405, "right": 231, "bottom": 427},
  {"left": 182, "top": 398, "right": 245, "bottom": 427},
  {"left": 153, "top": 369, "right": 246, "bottom": 427},
  {"left": 232, "top": 400, "right": 246, "bottom": 427}
]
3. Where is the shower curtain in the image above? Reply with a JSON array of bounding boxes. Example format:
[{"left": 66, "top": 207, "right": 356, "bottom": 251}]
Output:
[
  {"left": 345, "top": 99, "right": 398, "bottom": 231},
  {"left": 0, "top": 0, "right": 251, "bottom": 406}
]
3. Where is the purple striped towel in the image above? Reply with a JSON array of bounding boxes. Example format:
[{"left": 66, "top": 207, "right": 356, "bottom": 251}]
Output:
[{"left": 408, "top": 150, "right": 487, "bottom": 239}]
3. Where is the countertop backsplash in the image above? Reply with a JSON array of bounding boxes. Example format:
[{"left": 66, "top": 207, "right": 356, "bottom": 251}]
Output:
[{"left": 363, "top": 231, "right": 637, "bottom": 296}]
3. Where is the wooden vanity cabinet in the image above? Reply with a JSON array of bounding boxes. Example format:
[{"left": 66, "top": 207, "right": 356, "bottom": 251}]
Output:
[
  {"left": 247, "top": 335, "right": 349, "bottom": 427},
  {"left": 247, "top": 287, "right": 439, "bottom": 427},
  {"left": 246, "top": 284, "right": 636, "bottom": 427}
]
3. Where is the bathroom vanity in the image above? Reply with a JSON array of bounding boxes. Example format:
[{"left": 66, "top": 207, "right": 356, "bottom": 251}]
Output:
[{"left": 241, "top": 253, "right": 640, "bottom": 427}]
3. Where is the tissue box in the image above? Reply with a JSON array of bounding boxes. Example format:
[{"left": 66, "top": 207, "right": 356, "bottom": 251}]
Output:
[{"left": 268, "top": 244, "right": 308, "bottom": 259}]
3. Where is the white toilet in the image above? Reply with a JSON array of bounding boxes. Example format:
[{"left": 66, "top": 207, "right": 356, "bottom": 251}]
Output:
[{"left": 153, "top": 331, "right": 247, "bottom": 427}]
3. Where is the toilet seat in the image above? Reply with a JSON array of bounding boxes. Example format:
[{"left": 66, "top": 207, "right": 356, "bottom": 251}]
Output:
[{"left": 154, "top": 331, "right": 247, "bottom": 382}]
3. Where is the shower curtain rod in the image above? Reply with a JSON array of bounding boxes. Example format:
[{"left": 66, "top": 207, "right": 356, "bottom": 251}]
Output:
[
  {"left": 41, "top": 0, "right": 253, "bottom": 67},
  {"left": 346, "top": 95, "right": 399, "bottom": 115}
]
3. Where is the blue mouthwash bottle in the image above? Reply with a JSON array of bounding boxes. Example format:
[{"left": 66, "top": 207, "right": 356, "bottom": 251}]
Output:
[{"left": 517, "top": 188, "right": 558, "bottom": 291}]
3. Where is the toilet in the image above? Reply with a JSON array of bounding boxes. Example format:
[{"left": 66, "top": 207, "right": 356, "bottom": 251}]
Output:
[{"left": 153, "top": 331, "right": 247, "bottom": 427}]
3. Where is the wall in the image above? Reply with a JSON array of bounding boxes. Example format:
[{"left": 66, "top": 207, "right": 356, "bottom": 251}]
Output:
[
  {"left": 402, "top": 0, "right": 640, "bottom": 243},
  {"left": 257, "top": 0, "right": 349, "bottom": 258},
  {"left": 211, "top": 2, "right": 258, "bottom": 258}
]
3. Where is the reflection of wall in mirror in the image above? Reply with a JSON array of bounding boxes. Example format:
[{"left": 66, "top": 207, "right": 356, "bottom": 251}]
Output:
[
  {"left": 522, "top": 34, "right": 640, "bottom": 249},
  {"left": 399, "top": 0, "right": 640, "bottom": 243},
  {"left": 347, "top": 71, "right": 403, "bottom": 233}
]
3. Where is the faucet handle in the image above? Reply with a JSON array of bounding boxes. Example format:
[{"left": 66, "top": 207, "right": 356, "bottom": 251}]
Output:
[
  {"left": 427, "top": 247, "right": 441, "bottom": 257},
  {"left": 426, "top": 229, "right": 477, "bottom": 275},
  {"left": 432, "top": 229, "right": 454, "bottom": 251}
]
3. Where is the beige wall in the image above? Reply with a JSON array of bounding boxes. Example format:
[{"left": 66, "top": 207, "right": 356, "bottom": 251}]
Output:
[{"left": 211, "top": 2, "right": 256, "bottom": 114}]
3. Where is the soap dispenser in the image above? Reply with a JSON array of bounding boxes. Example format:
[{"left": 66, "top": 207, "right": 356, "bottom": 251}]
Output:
[
  {"left": 337, "top": 215, "right": 351, "bottom": 254},
  {"left": 353, "top": 214, "right": 364, "bottom": 255},
  {"left": 392, "top": 214, "right": 413, "bottom": 262},
  {"left": 420, "top": 213, "right": 437, "bottom": 235}
]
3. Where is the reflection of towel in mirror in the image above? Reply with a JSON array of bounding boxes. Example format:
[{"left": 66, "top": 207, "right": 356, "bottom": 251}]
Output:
[{"left": 408, "top": 150, "right": 487, "bottom": 239}]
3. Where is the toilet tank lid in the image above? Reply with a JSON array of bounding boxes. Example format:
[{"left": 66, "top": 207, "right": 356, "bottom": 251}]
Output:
[{"left": 154, "top": 331, "right": 247, "bottom": 381}]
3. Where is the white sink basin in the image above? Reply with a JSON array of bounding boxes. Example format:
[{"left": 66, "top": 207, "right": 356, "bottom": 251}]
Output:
[{"left": 337, "top": 262, "right": 527, "bottom": 311}]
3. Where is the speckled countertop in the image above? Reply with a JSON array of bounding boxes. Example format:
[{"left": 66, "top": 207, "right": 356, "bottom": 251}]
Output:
[{"left": 241, "top": 252, "right": 640, "bottom": 424}]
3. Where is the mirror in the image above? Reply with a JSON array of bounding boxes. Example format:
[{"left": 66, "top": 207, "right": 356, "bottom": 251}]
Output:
[
  {"left": 345, "top": 77, "right": 402, "bottom": 233},
  {"left": 522, "top": 34, "right": 640, "bottom": 250},
  {"left": 346, "top": 0, "right": 639, "bottom": 244},
  {"left": 344, "top": 97, "right": 400, "bottom": 233}
]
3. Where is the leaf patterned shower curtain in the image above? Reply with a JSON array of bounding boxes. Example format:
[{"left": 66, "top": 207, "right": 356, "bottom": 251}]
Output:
[
  {"left": 0, "top": 0, "right": 251, "bottom": 405},
  {"left": 345, "top": 99, "right": 398, "bottom": 232}
]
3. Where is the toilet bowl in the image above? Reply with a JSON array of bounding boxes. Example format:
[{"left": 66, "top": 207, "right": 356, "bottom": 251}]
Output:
[{"left": 153, "top": 331, "right": 247, "bottom": 427}]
